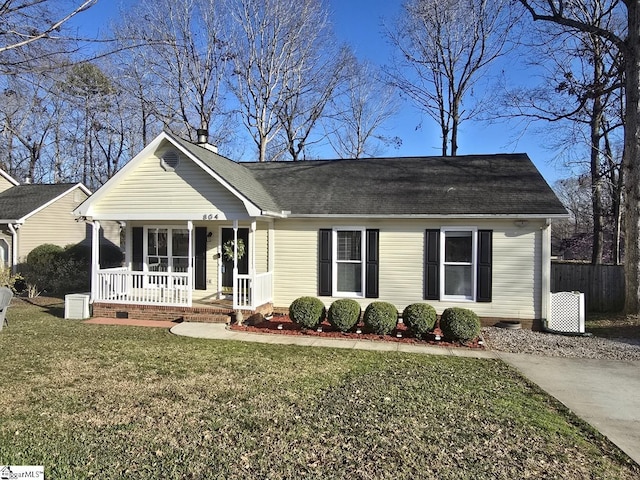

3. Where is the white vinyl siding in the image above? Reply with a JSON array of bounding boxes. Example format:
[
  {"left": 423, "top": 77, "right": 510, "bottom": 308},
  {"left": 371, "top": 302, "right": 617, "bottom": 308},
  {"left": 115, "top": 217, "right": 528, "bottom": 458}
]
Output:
[
  {"left": 0, "top": 175, "right": 16, "bottom": 194},
  {"left": 18, "top": 189, "right": 90, "bottom": 260},
  {"left": 254, "top": 222, "right": 269, "bottom": 274},
  {"left": 93, "top": 146, "right": 249, "bottom": 219},
  {"left": 272, "top": 218, "right": 543, "bottom": 320}
]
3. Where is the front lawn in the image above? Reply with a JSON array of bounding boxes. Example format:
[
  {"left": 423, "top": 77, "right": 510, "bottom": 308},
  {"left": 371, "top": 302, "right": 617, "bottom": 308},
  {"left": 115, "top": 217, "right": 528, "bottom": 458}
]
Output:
[{"left": 0, "top": 300, "right": 637, "bottom": 479}]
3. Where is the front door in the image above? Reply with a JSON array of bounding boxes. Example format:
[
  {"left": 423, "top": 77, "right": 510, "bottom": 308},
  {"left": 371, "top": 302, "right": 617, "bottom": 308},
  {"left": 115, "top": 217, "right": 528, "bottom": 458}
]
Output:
[{"left": 221, "top": 228, "right": 249, "bottom": 292}]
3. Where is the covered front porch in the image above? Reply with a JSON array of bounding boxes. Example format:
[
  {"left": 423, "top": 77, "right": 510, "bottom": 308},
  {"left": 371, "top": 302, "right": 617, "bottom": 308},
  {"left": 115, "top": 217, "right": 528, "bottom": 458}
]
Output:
[{"left": 90, "top": 219, "right": 274, "bottom": 312}]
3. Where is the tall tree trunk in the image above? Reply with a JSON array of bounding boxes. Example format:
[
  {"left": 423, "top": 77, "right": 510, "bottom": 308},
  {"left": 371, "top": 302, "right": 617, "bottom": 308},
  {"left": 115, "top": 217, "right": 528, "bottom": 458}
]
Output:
[
  {"left": 590, "top": 58, "right": 605, "bottom": 265},
  {"left": 451, "top": 98, "right": 460, "bottom": 156},
  {"left": 623, "top": 0, "right": 640, "bottom": 313}
]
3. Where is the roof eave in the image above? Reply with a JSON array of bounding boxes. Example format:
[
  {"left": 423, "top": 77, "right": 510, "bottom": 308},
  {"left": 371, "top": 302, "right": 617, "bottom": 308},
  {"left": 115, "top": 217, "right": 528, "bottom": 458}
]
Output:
[{"left": 284, "top": 213, "right": 570, "bottom": 219}]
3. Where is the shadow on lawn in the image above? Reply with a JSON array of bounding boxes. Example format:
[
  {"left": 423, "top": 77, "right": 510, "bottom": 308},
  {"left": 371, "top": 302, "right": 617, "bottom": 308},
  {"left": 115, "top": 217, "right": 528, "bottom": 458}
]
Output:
[{"left": 14, "top": 296, "right": 65, "bottom": 318}]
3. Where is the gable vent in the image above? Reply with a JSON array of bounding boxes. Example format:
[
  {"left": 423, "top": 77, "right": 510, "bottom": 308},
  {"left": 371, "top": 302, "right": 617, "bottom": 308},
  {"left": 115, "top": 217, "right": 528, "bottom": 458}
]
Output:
[{"left": 160, "top": 150, "right": 180, "bottom": 171}]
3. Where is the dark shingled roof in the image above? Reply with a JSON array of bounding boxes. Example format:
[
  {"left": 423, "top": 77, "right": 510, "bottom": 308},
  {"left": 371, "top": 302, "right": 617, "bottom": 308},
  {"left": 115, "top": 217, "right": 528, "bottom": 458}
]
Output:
[
  {"left": 242, "top": 154, "right": 567, "bottom": 216},
  {"left": 0, "top": 183, "right": 78, "bottom": 220}
]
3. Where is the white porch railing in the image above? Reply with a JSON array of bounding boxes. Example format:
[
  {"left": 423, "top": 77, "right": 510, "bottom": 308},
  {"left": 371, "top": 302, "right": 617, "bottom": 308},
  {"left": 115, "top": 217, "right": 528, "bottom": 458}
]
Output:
[
  {"left": 234, "top": 272, "right": 273, "bottom": 310},
  {"left": 96, "top": 267, "right": 192, "bottom": 307},
  {"left": 96, "top": 268, "right": 273, "bottom": 310}
]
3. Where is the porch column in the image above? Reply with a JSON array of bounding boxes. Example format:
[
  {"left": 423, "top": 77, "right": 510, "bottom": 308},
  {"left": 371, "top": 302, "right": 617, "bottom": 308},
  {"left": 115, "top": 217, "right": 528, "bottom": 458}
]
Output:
[
  {"left": 250, "top": 221, "right": 256, "bottom": 276},
  {"left": 267, "top": 221, "right": 274, "bottom": 273},
  {"left": 91, "top": 220, "right": 101, "bottom": 302},
  {"left": 187, "top": 221, "right": 193, "bottom": 306},
  {"left": 541, "top": 219, "right": 551, "bottom": 324},
  {"left": 232, "top": 220, "right": 238, "bottom": 294}
]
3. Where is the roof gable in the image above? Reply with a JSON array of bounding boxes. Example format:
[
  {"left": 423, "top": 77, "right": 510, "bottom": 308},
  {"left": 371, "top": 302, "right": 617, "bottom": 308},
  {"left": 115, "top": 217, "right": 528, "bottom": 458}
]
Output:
[
  {"left": 75, "top": 131, "right": 281, "bottom": 219},
  {"left": 0, "top": 183, "right": 89, "bottom": 222}
]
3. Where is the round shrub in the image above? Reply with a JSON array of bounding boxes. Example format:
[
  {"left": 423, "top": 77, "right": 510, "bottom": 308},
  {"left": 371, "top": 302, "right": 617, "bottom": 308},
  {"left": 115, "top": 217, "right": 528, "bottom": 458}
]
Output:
[
  {"left": 402, "top": 303, "right": 437, "bottom": 337},
  {"left": 440, "top": 307, "right": 481, "bottom": 342},
  {"left": 289, "top": 296, "right": 326, "bottom": 329},
  {"left": 328, "top": 299, "right": 361, "bottom": 332},
  {"left": 26, "top": 243, "right": 64, "bottom": 268},
  {"left": 24, "top": 244, "right": 64, "bottom": 292},
  {"left": 363, "top": 301, "right": 398, "bottom": 335}
]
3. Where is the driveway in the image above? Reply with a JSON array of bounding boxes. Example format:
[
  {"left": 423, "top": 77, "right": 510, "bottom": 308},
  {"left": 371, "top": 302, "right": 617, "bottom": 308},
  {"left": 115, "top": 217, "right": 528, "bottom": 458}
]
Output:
[{"left": 499, "top": 353, "right": 640, "bottom": 466}]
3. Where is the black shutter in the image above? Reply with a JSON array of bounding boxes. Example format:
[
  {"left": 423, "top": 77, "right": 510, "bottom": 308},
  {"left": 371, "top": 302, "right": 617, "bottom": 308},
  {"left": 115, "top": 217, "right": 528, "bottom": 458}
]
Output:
[
  {"left": 476, "top": 230, "right": 493, "bottom": 302},
  {"left": 365, "top": 229, "right": 379, "bottom": 298},
  {"left": 318, "top": 229, "right": 332, "bottom": 296},
  {"left": 195, "top": 227, "right": 207, "bottom": 290},
  {"left": 132, "top": 227, "right": 143, "bottom": 271},
  {"left": 424, "top": 229, "right": 440, "bottom": 300}
]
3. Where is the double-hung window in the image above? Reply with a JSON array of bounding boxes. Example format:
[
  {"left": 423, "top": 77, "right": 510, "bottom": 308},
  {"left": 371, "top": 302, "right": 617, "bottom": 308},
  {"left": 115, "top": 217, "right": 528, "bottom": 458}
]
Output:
[
  {"left": 441, "top": 228, "right": 477, "bottom": 301},
  {"left": 318, "top": 228, "right": 379, "bottom": 299},
  {"left": 145, "top": 227, "right": 190, "bottom": 273},
  {"left": 333, "top": 229, "right": 365, "bottom": 297}
]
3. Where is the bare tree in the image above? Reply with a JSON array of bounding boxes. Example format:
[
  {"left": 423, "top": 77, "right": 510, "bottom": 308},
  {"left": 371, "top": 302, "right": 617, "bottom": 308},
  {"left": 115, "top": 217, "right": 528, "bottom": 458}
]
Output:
[
  {"left": 502, "top": 1, "right": 624, "bottom": 265},
  {"left": 0, "top": 74, "right": 60, "bottom": 181},
  {"left": 327, "top": 61, "right": 401, "bottom": 159},
  {"left": 275, "top": 44, "right": 351, "bottom": 161},
  {"left": 227, "top": 0, "right": 337, "bottom": 162},
  {"left": 516, "top": 0, "right": 640, "bottom": 313},
  {"left": 0, "top": 0, "right": 96, "bottom": 74},
  {"left": 387, "top": 0, "right": 517, "bottom": 156},
  {"left": 117, "top": 0, "right": 233, "bottom": 145},
  {"left": 554, "top": 176, "right": 594, "bottom": 237}
]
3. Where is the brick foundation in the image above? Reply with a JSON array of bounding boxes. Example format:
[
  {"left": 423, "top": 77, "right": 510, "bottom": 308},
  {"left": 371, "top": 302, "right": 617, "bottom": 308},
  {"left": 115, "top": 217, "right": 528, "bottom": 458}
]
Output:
[{"left": 93, "top": 302, "right": 274, "bottom": 323}]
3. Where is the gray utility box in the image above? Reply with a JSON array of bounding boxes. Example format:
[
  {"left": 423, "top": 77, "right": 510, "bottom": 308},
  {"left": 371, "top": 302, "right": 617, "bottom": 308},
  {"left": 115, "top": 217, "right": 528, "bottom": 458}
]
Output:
[{"left": 64, "top": 293, "right": 90, "bottom": 319}]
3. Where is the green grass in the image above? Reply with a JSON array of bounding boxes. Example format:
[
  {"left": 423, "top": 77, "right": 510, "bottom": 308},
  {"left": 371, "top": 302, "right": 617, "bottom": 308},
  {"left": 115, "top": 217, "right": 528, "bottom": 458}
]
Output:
[{"left": 0, "top": 300, "right": 638, "bottom": 479}]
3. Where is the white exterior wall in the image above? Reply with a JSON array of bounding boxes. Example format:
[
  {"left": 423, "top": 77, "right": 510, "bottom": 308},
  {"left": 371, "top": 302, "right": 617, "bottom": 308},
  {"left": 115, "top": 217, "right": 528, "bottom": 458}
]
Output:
[
  {"left": 272, "top": 218, "right": 543, "bottom": 320},
  {"left": 92, "top": 144, "right": 249, "bottom": 220},
  {"left": 18, "top": 189, "right": 90, "bottom": 261},
  {"left": 254, "top": 221, "right": 269, "bottom": 274}
]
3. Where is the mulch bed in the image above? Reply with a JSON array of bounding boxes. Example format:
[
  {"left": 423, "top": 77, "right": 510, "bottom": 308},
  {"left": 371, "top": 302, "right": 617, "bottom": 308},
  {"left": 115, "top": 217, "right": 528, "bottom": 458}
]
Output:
[{"left": 230, "top": 314, "right": 484, "bottom": 349}]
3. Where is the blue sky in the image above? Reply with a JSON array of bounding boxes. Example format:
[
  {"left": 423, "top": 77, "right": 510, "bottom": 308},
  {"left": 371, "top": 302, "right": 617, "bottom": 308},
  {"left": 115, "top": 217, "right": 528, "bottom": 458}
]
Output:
[{"left": 69, "top": 0, "right": 569, "bottom": 185}]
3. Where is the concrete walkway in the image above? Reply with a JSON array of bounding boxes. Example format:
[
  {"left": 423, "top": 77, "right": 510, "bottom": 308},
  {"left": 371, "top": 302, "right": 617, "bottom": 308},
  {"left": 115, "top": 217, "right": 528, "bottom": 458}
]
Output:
[
  {"left": 170, "top": 322, "right": 498, "bottom": 358},
  {"left": 498, "top": 352, "right": 640, "bottom": 466},
  {"left": 170, "top": 322, "right": 640, "bottom": 466}
]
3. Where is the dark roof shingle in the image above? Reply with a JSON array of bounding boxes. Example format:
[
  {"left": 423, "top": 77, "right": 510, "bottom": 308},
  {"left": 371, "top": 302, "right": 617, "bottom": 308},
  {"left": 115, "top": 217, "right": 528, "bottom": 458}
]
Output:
[
  {"left": 242, "top": 154, "right": 567, "bottom": 216},
  {"left": 0, "top": 183, "right": 78, "bottom": 220}
]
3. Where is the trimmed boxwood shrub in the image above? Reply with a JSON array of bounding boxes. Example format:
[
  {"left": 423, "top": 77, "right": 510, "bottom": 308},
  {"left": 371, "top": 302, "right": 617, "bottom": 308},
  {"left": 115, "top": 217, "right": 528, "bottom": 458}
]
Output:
[
  {"left": 402, "top": 303, "right": 437, "bottom": 337},
  {"left": 440, "top": 307, "right": 481, "bottom": 342},
  {"left": 328, "top": 299, "right": 361, "bottom": 332},
  {"left": 363, "top": 301, "right": 398, "bottom": 335},
  {"left": 289, "top": 296, "right": 326, "bottom": 329}
]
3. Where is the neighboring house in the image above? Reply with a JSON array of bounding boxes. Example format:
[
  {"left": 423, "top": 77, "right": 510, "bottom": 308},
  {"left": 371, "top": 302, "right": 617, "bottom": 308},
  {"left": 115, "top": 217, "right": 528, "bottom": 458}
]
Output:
[
  {"left": 74, "top": 131, "right": 567, "bottom": 327},
  {"left": 0, "top": 176, "right": 120, "bottom": 269}
]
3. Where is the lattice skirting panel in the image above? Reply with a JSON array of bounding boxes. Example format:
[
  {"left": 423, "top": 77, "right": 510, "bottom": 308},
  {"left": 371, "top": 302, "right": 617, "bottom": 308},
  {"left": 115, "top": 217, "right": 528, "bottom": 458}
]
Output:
[{"left": 549, "top": 291, "right": 585, "bottom": 333}]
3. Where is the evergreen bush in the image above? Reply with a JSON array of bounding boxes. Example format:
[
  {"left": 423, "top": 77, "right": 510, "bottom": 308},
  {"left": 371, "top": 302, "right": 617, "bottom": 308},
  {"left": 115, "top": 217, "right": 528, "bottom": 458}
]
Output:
[
  {"left": 440, "top": 307, "right": 481, "bottom": 342},
  {"left": 402, "top": 303, "right": 437, "bottom": 337},
  {"left": 328, "top": 299, "right": 361, "bottom": 332},
  {"left": 289, "top": 296, "right": 326, "bottom": 329},
  {"left": 363, "top": 301, "right": 398, "bottom": 335}
]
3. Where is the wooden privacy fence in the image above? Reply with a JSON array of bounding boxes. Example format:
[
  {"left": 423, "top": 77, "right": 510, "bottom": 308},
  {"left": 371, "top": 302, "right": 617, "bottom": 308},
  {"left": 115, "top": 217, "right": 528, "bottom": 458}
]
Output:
[{"left": 550, "top": 262, "right": 624, "bottom": 312}]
